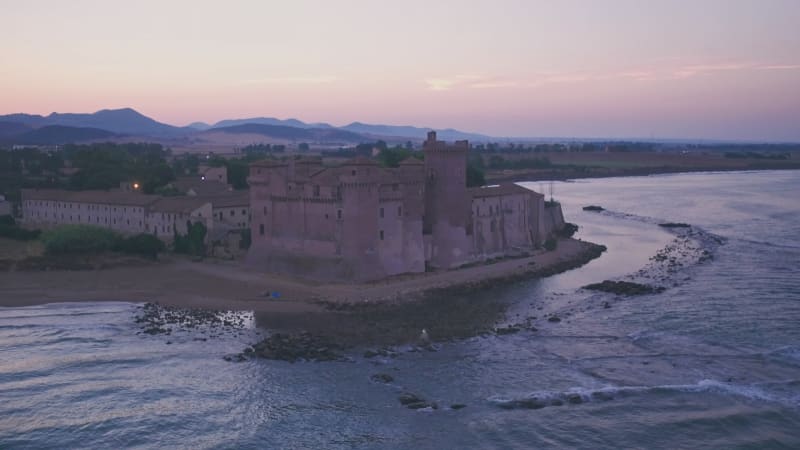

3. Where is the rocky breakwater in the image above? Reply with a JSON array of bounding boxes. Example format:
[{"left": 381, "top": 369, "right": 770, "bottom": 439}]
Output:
[{"left": 134, "top": 302, "right": 250, "bottom": 338}]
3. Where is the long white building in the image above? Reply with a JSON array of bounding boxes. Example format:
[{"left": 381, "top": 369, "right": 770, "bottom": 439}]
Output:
[{"left": 20, "top": 189, "right": 213, "bottom": 242}]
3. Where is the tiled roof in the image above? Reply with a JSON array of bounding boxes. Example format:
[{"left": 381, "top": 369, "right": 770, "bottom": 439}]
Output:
[
  {"left": 21, "top": 189, "right": 160, "bottom": 206},
  {"left": 250, "top": 159, "right": 287, "bottom": 168},
  {"left": 171, "top": 177, "right": 231, "bottom": 196},
  {"left": 343, "top": 156, "right": 379, "bottom": 166},
  {"left": 150, "top": 196, "right": 212, "bottom": 213},
  {"left": 204, "top": 191, "right": 249, "bottom": 208}
]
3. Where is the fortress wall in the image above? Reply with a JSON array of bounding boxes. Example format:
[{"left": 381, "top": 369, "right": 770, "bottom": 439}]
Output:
[{"left": 542, "top": 203, "right": 566, "bottom": 238}]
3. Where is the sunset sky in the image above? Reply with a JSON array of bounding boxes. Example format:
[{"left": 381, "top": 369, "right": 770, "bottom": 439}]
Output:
[{"left": 1, "top": 0, "right": 799, "bottom": 141}]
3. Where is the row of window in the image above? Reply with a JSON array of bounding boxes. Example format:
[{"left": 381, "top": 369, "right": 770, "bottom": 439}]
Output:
[{"left": 27, "top": 201, "right": 143, "bottom": 214}]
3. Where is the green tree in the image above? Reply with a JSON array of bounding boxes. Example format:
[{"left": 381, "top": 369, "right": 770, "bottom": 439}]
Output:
[{"left": 466, "top": 163, "right": 486, "bottom": 187}]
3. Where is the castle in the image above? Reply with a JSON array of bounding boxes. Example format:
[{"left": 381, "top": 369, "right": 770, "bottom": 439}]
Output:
[{"left": 247, "top": 131, "right": 565, "bottom": 281}]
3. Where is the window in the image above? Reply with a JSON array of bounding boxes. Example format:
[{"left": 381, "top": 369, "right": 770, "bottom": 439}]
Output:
[
  {"left": 397, "top": 206, "right": 402, "bottom": 217},
  {"left": 313, "top": 185, "right": 320, "bottom": 197},
  {"left": 392, "top": 183, "right": 398, "bottom": 191},
  {"left": 379, "top": 230, "right": 384, "bottom": 240},
  {"left": 242, "top": 209, "right": 246, "bottom": 215},
  {"left": 259, "top": 224, "right": 265, "bottom": 236},
  {"left": 337, "top": 210, "right": 342, "bottom": 220},
  {"left": 230, "top": 210, "right": 235, "bottom": 217},
  {"left": 379, "top": 207, "right": 384, "bottom": 218},
  {"left": 351, "top": 170, "right": 356, "bottom": 176}
]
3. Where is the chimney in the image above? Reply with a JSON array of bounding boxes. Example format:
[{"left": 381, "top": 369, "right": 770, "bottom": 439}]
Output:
[{"left": 426, "top": 131, "right": 437, "bottom": 143}]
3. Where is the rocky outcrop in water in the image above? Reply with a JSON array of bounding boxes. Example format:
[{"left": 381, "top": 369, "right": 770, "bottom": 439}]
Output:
[
  {"left": 246, "top": 332, "right": 343, "bottom": 362},
  {"left": 583, "top": 280, "right": 665, "bottom": 296},
  {"left": 658, "top": 222, "right": 691, "bottom": 228},
  {"left": 398, "top": 392, "right": 438, "bottom": 410},
  {"left": 582, "top": 205, "right": 605, "bottom": 212}
]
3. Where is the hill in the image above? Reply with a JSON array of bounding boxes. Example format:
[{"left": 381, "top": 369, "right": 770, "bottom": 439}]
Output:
[
  {"left": 9, "top": 125, "right": 117, "bottom": 145},
  {"left": 0, "top": 108, "right": 185, "bottom": 137},
  {"left": 213, "top": 117, "right": 333, "bottom": 129},
  {"left": 341, "top": 122, "right": 493, "bottom": 142},
  {"left": 0, "top": 121, "right": 33, "bottom": 138},
  {"left": 209, "top": 124, "right": 364, "bottom": 142}
]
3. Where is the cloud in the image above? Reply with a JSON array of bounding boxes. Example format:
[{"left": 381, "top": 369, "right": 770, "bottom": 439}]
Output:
[
  {"left": 239, "top": 76, "right": 337, "bottom": 85},
  {"left": 425, "top": 75, "right": 517, "bottom": 91},
  {"left": 425, "top": 61, "right": 800, "bottom": 91},
  {"left": 425, "top": 78, "right": 458, "bottom": 91},
  {"left": 758, "top": 64, "right": 800, "bottom": 70}
]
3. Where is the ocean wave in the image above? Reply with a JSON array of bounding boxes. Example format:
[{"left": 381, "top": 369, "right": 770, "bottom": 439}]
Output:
[{"left": 489, "top": 379, "right": 800, "bottom": 411}]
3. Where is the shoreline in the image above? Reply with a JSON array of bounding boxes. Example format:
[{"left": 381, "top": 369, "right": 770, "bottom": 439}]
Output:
[
  {"left": 0, "top": 238, "right": 605, "bottom": 314},
  {"left": 484, "top": 163, "right": 800, "bottom": 184}
]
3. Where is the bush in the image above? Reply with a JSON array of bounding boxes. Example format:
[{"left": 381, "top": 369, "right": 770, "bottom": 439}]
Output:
[
  {"left": 0, "top": 215, "right": 15, "bottom": 226},
  {"left": 41, "top": 225, "right": 121, "bottom": 255},
  {"left": 544, "top": 237, "right": 558, "bottom": 251},
  {"left": 559, "top": 222, "right": 579, "bottom": 238},
  {"left": 0, "top": 224, "right": 41, "bottom": 241},
  {"left": 115, "top": 233, "right": 166, "bottom": 260},
  {"left": 173, "top": 221, "right": 207, "bottom": 256}
]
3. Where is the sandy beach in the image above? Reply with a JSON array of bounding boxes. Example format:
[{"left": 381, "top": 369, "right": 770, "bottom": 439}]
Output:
[{"left": 0, "top": 238, "right": 603, "bottom": 315}]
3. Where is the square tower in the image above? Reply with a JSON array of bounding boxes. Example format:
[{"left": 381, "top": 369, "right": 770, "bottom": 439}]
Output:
[{"left": 423, "top": 131, "right": 472, "bottom": 268}]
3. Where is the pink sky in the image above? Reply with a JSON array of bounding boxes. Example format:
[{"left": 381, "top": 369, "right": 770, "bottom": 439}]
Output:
[{"left": 1, "top": 0, "right": 799, "bottom": 141}]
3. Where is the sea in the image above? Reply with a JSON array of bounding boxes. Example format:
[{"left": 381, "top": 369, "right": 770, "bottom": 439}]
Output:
[{"left": 1, "top": 170, "right": 799, "bottom": 449}]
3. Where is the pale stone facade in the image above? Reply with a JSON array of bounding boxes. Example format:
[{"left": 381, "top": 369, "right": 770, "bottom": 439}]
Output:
[
  {"left": 20, "top": 189, "right": 213, "bottom": 242},
  {"left": 248, "top": 132, "right": 564, "bottom": 281}
]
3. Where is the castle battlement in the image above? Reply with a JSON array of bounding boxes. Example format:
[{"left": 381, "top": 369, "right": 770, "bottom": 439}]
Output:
[
  {"left": 422, "top": 131, "right": 469, "bottom": 152},
  {"left": 246, "top": 131, "right": 558, "bottom": 282}
]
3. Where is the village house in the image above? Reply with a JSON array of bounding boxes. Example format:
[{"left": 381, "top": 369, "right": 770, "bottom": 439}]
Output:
[{"left": 247, "top": 131, "right": 565, "bottom": 281}]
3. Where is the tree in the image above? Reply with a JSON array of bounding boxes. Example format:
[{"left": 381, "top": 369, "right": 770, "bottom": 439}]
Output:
[
  {"left": 466, "top": 163, "right": 486, "bottom": 187},
  {"left": 226, "top": 160, "right": 249, "bottom": 190},
  {"left": 115, "top": 233, "right": 166, "bottom": 260}
]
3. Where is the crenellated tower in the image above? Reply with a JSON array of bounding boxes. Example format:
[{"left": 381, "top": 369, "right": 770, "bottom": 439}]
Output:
[{"left": 423, "top": 131, "right": 472, "bottom": 268}]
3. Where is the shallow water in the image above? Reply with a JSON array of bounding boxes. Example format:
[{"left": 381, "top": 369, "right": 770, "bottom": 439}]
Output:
[{"left": 2, "top": 170, "right": 799, "bottom": 449}]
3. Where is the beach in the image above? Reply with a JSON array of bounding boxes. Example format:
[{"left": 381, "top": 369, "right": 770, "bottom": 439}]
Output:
[{"left": 0, "top": 237, "right": 604, "bottom": 315}]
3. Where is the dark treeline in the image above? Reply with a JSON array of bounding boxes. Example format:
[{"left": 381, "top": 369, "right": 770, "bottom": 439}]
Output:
[{"left": 62, "top": 143, "right": 174, "bottom": 193}]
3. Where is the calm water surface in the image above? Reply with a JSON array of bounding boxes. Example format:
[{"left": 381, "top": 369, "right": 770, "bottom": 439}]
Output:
[{"left": 1, "top": 170, "right": 799, "bottom": 449}]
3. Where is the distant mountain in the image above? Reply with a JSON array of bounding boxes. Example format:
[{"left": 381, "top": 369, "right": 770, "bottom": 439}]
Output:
[
  {"left": 0, "top": 107, "right": 501, "bottom": 145},
  {"left": 186, "top": 122, "right": 212, "bottom": 130},
  {"left": 341, "top": 122, "right": 493, "bottom": 142},
  {"left": 213, "top": 117, "right": 333, "bottom": 129},
  {"left": 10, "top": 125, "right": 117, "bottom": 145},
  {"left": 0, "top": 121, "right": 33, "bottom": 137},
  {"left": 0, "top": 108, "right": 185, "bottom": 137},
  {"left": 209, "top": 124, "right": 364, "bottom": 142}
]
